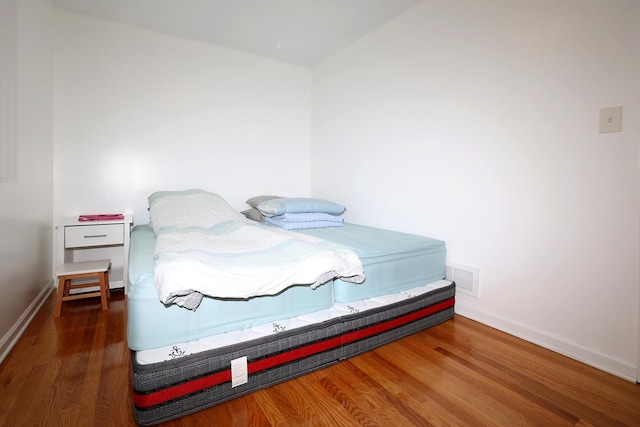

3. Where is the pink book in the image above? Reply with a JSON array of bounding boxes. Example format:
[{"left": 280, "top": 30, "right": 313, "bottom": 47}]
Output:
[{"left": 78, "top": 214, "right": 124, "bottom": 222}]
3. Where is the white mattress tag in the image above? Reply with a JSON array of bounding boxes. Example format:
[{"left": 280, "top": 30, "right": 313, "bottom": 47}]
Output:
[{"left": 231, "top": 356, "right": 248, "bottom": 387}]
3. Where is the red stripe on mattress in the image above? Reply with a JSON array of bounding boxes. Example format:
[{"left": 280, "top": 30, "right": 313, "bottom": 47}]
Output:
[
  {"left": 249, "top": 298, "right": 455, "bottom": 373},
  {"left": 133, "top": 297, "right": 454, "bottom": 409},
  {"left": 133, "top": 370, "right": 232, "bottom": 409}
]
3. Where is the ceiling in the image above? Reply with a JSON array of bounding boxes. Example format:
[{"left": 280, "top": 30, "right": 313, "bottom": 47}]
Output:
[{"left": 53, "top": 0, "right": 421, "bottom": 68}]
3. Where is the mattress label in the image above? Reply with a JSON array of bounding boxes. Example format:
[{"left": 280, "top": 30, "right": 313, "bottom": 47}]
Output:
[{"left": 231, "top": 356, "right": 248, "bottom": 387}]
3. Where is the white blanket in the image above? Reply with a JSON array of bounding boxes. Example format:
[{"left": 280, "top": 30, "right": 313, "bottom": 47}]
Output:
[{"left": 154, "top": 221, "right": 365, "bottom": 310}]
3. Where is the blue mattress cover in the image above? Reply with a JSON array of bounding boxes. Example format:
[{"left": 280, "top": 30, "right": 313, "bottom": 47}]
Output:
[
  {"left": 127, "top": 225, "right": 335, "bottom": 351},
  {"left": 298, "top": 223, "right": 446, "bottom": 302}
]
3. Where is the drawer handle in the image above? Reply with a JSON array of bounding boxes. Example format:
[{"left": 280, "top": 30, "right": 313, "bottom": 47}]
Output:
[{"left": 84, "top": 234, "right": 107, "bottom": 238}]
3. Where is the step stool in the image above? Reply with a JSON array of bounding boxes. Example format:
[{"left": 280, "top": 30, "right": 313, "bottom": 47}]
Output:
[{"left": 55, "top": 259, "right": 111, "bottom": 317}]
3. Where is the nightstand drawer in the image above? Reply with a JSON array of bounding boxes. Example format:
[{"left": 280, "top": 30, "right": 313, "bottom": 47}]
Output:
[{"left": 65, "top": 224, "right": 124, "bottom": 248}]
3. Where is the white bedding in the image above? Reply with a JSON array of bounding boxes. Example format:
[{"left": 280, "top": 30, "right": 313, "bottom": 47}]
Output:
[{"left": 149, "top": 190, "right": 365, "bottom": 310}]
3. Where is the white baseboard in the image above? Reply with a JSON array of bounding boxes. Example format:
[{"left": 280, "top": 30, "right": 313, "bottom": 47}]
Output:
[
  {"left": 455, "top": 300, "right": 637, "bottom": 382},
  {"left": 0, "top": 283, "right": 54, "bottom": 366}
]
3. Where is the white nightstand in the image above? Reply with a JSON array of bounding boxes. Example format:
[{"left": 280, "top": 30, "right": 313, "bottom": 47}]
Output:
[{"left": 54, "top": 215, "right": 133, "bottom": 292}]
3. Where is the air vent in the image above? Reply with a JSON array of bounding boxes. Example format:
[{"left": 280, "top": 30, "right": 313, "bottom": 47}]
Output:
[{"left": 446, "top": 261, "right": 479, "bottom": 298}]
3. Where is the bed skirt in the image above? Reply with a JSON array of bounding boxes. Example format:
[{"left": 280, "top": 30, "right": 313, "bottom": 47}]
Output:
[{"left": 131, "top": 282, "right": 455, "bottom": 426}]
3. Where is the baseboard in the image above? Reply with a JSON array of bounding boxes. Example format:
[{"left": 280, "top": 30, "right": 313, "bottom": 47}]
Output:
[
  {"left": 0, "top": 283, "right": 54, "bottom": 366},
  {"left": 454, "top": 300, "right": 637, "bottom": 382}
]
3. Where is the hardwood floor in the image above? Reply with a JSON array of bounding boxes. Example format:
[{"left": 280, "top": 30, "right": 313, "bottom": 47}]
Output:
[{"left": 1, "top": 290, "right": 639, "bottom": 426}]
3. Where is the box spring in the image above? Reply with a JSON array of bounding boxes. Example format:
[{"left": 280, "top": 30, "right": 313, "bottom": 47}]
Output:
[{"left": 131, "top": 281, "right": 455, "bottom": 426}]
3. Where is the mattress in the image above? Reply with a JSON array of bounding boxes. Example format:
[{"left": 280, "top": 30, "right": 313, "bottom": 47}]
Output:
[
  {"left": 298, "top": 223, "right": 446, "bottom": 302},
  {"left": 128, "top": 222, "right": 446, "bottom": 350},
  {"left": 131, "top": 280, "right": 455, "bottom": 426},
  {"left": 127, "top": 225, "right": 335, "bottom": 351},
  {"left": 128, "top": 220, "right": 453, "bottom": 424}
]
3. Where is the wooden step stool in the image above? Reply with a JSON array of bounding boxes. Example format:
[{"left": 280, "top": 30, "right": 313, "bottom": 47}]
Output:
[{"left": 55, "top": 260, "right": 111, "bottom": 317}]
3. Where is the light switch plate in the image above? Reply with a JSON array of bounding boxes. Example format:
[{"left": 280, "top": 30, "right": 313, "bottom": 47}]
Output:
[{"left": 599, "top": 106, "right": 622, "bottom": 133}]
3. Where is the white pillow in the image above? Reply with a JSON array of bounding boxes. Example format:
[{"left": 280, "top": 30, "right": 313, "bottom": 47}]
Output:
[{"left": 149, "top": 189, "right": 247, "bottom": 231}]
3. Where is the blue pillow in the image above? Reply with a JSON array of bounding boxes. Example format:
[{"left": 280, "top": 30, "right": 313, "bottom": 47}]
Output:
[{"left": 257, "top": 197, "right": 346, "bottom": 217}]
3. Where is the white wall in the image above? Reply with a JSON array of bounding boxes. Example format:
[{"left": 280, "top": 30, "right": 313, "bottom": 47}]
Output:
[
  {"left": 52, "top": 2, "right": 640, "bottom": 380},
  {"left": 312, "top": 0, "right": 640, "bottom": 380},
  {"left": 54, "top": 10, "right": 313, "bottom": 226},
  {"left": 0, "top": 0, "right": 54, "bottom": 362}
]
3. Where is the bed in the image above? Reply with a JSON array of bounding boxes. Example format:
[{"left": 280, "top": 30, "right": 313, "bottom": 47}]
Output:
[{"left": 128, "top": 190, "right": 455, "bottom": 425}]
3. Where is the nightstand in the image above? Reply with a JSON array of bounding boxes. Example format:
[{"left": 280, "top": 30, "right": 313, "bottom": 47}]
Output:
[{"left": 54, "top": 215, "right": 133, "bottom": 292}]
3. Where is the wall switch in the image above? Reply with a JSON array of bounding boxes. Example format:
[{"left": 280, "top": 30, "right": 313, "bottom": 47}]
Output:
[{"left": 599, "top": 106, "right": 622, "bottom": 133}]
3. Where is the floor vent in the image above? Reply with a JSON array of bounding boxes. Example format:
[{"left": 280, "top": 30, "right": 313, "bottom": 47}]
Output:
[{"left": 446, "top": 262, "right": 479, "bottom": 298}]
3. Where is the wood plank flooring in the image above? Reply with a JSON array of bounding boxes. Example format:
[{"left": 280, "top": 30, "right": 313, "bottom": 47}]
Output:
[{"left": 0, "top": 289, "right": 639, "bottom": 426}]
